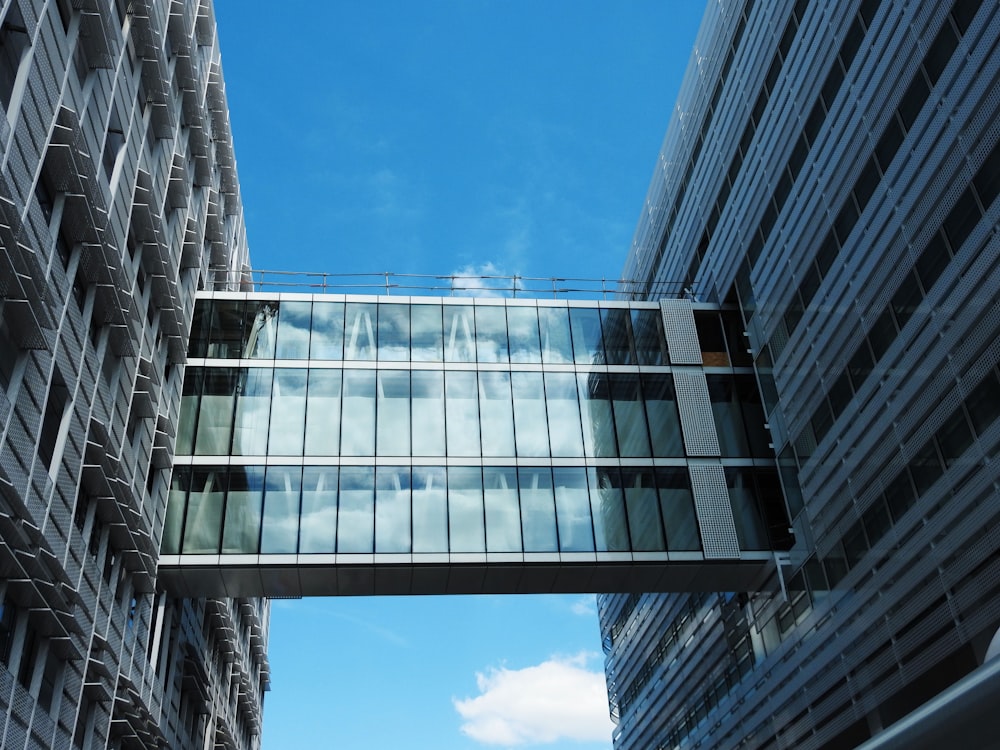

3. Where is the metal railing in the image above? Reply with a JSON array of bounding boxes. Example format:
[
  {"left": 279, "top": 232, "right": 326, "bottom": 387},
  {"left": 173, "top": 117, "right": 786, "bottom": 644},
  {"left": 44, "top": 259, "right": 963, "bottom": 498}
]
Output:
[{"left": 206, "top": 268, "right": 695, "bottom": 301}]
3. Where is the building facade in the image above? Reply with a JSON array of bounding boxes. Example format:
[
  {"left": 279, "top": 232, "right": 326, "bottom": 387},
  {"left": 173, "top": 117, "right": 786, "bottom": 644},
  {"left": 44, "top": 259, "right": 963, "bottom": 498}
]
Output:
[
  {"left": 0, "top": 1, "right": 268, "bottom": 748},
  {"left": 602, "top": 0, "right": 1000, "bottom": 748}
]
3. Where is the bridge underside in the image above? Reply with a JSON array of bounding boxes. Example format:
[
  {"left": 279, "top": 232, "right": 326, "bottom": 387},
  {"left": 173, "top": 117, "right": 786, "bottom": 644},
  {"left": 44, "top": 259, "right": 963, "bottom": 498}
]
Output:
[{"left": 157, "top": 554, "right": 778, "bottom": 598}]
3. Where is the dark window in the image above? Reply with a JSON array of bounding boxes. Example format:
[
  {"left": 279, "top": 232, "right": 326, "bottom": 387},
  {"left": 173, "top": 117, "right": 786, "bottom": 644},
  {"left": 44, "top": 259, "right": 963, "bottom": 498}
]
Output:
[
  {"left": 890, "top": 270, "right": 923, "bottom": 329},
  {"left": 827, "top": 372, "right": 854, "bottom": 417},
  {"left": 0, "top": 598, "right": 16, "bottom": 665},
  {"left": 897, "top": 71, "right": 930, "bottom": 132},
  {"left": 964, "top": 369, "right": 1000, "bottom": 436},
  {"left": 941, "top": 187, "right": 981, "bottom": 252},
  {"left": 884, "top": 471, "right": 916, "bottom": 521},
  {"left": 867, "top": 308, "right": 897, "bottom": 361},
  {"left": 38, "top": 372, "right": 69, "bottom": 470},
  {"left": 875, "top": 116, "right": 905, "bottom": 173},
  {"left": 0, "top": 5, "right": 30, "bottom": 111},
  {"left": 922, "top": 20, "right": 959, "bottom": 86},
  {"left": 973, "top": 140, "right": 1000, "bottom": 209},
  {"left": 804, "top": 100, "right": 826, "bottom": 146},
  {"left": 852, "top": 157, "right": 881, "bottom": 213},
  {"left": 840, "top": 18, "right": 865, "bottom": 68},
  {"left": 936, "top": 409, "right": 974, "bottom": 467},
  {"left": 847, "top": 343, "right": 874, "bottom": 390},
  {"left": 834, "top": 199, "right": 859, "bottom": 247},
  {"left": 821, "top": 61, "right": 845, "bottom": 111},
  {"left": 788, "top": 133, "right": 809, "bottom": 179},
  {"left": 778, "top": 18, "right": 797, "bottom": 61},
  {"left": 950, "top": 0, "right": 982, "bottom": 35},
  {"left": 909, "top": 440, "right": 943, "bottom": 495}
]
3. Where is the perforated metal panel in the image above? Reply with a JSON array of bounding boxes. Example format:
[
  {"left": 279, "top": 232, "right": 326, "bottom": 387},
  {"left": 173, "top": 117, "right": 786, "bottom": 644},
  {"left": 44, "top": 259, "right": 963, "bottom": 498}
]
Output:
[
  {"left": 673, "top": 370, "right": 721, "bottom": 456},
  {"left": 660, "top": 299, "right": 703, "bottom": 364},
  {"left": 689, "top": 463, "right": 741, "bottom": 559}
]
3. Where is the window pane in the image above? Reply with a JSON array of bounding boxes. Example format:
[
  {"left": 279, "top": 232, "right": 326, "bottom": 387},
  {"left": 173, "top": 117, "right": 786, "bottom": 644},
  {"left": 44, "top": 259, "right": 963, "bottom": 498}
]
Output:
[
  {"left": 341, "top": 370, "right": 376, "bottom": 456},
  {"left": 222, "top": 466, "right": 264, "bottom": 554},
  {"left": 300, "top": 467, "right": 338, "bottom": 553},
  {"left": 622, "top": 468, "right": 664, "bottom": 550},
  {"left": 310, "top": 301, "right": 345, "bottom": 360},
  {"left": 338, "top": 466, "right": 374, "bottom": 553},
  {"left": 480, "top": 372, "right": 515, "bottom": 457},
  {"left": 268, "top": 369, "right": 308, "bottom": 456},
  {"left": 545, "top": 372, "right": 584, "bottom": 457},
  {"left": 518, "top": 467, "right": 557, "bottom": 552},
  {"left": 411, "top": 371, "right": 446, "bottom": 456},
  {"left": 443, "top": 305, "right": 476, "bottom": 362},
  {"left": 578, "top": 374, "right": 617, "bottom": 457},
  {"left": 553, "top": 467, "right": 594, "bottom": 552},
  {"left": 304, "top": 369, "right": 342, "bottom": 456},
  {"left": 377, "top": 371, "right": 410, "bottom": 456},
  {"left": 737, "top": 375, "right": 772, "bottom": 457},
  {"left": 610, "top": 374, "right": 651, "bottom": 457},
  {"left": 232, "top": 368, "right": 272, "bottom": 455},
  {"left": 163, "top": 467, "right": 189, "bottom": 554},
  {"left": 475, "top": 305, "right": 509, "bottom": 363},
  {"left": 411, "top": 304, "right": 443, "bottom": 361},
  {"left": 375, "top": 467, "right": 411, "bottom": 553},
  {"left": 726, "top": 468, "right": 769, "bottom": 550},
  {"left": 538, "top": 307, "right": 574, "bottom": 363},
  {"left": 512, "top": 372, "right": 549, "bottom": 457},
  {"left": 446, "top": 371, "right": 481, "bottom": 457},
  {"left": 194, "top": 368, "right": 238, "bottom": 455},
  {"left": 601, "top": 308, "right": 636, "bottom": 364},
  {"left": 507, "top": 307, "right": 541, "bottom": 363},
  {"left": 412, "top": 467, "right": 448, "bottom": 553},
  {"left": 275, "top": 301, "right": 312, "bottom": 359},
  {"left": 206, "top": 300, "right": 246, "bottom": 358},
  {"left": 631, "top": 309, "right": 668, "bottom": 365},
  {"left": 449, "top": 467, "right": 485, "bottom": 552},
  {"left": 245, "top": 301, "right": 279, "bottom": 359},
  {"left": 377, "top": 303, "right": 410, "bottom": 361},
  {"left": 260, "top": 467, "right": 301, "bottom": 553},
  {"left": 176, "top": 367, "right": 202, "bottom": 455},
  {"left": 656, "top": 468, "right": 700, "bottom": 551},
  {"left": 182, "top": 468, "right": 226, "bottom": 553},
  {"left": 589, "top": 468, "right": 629, "bottom": 551},
  {"left": 484, "top": 467, "right": 521, "bottom": 552},
  {"left": 642, "top": 374, "right": 684, "bottom": 456},
  {"left": 570, "top": 308, "right": 605, "bottom": 364},
  {"left": 344, "top": 302, "right": 377, "bottom": 360},
  {"left": 708, "top": 375, "right": 751, "bottom": 456}
]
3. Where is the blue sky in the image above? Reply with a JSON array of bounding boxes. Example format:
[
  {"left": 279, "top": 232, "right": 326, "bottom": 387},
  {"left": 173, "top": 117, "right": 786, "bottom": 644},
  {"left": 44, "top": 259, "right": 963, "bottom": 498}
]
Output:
[{"left": 211, "top": 1, "right": 706, "bottom": 747}]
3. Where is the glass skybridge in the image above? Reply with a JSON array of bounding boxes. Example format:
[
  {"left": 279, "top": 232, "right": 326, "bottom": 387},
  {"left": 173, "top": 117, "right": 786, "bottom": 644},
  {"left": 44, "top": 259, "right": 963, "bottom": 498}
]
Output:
[{"left": 157, "top": 293, "right": 792, "bottom": 597}]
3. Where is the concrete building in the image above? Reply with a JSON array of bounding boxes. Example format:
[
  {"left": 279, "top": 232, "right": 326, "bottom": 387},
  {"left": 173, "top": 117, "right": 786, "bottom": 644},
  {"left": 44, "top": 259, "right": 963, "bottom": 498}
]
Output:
[
  {"left": 601, "top": 0, "right": 1000, "bottom": 748},
  {"left": 0, "top": 0, "right": 268, "bottom": 748}
]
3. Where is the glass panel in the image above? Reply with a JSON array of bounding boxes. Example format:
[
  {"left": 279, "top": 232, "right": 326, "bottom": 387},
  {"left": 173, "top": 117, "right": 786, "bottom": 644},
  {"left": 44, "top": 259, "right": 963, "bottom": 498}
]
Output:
[
  {"left": 642, "top": 374, "right": 683, "bottom": 457},
  {"left": 300, "top": 466, "right": 338, "bottom": 553},
  {"left": 445, "top": 371, "right": 481, "bottom": 457},
  {"left": 268, "top": 369, "right": 308, "bottom": 456},
  {"left": 545, "top": 372, "right": 584, "bottom": 457},
  {"left": 244, "top": 301, "right": 279, "bottom": 359},
  {"left": 188, "top": 300, "right": 212, "bottom": 358},
  {"left": 222, "top": 466, "right": 264, "bottom": 554},
  {"left": 261, "top": 466, "right": 301, "bottom": 553},
  {"left": 337, "top": 466, "right": 374, "bottom": 553},
  {"left": 484, "top": 467, "right": 521, "bottom": 552},
  {"left": 443, "top": 305, "right": 476, "bottom": 362},
  {"left": 553, "top": 467, "right": 594, "bottom": 552},
  {"left": 610, "top": 374, "right": 651, "bottom": 457},
  {"left": 275, "top": 301, "right": 312, "bottom": 359},
  {"left": 726, "top": 468, "right": 769, "bottom": 550},
  {"left": 475, "top": 306, "right": 509, "bottom": 363},
  {"left": 511, "top": 372, "right": 549, "bottom": 457},
  {"left": 621, "top": 468, "right": 664, "bottom": 551},
  {"left": 310, "top": 301, "right": 345, "bottom": 360},
  {"left": 344, "top": 302, "right": 377, "bottom": 360},
  {"left": 656, "top": 468, "right": 700, "bottom": 551},
  {"left": 480, "top": 372, "right": 515, "bottom": 457},
  {"left": 569, "top": 307, "right": 604, "bottom": 364},
  {"left": 163, "top": 467, "right": 189, "bottom": 554},
  {"left": 601, "top": 308, "right": 635, "bottom": 365},
  {"left": 736, "top": 375, "right": 772, "bottom": 457},
  {"left": 411, "top": 371, "right": 446, "bottom": 456},
  {"left": 194, "top": 368, "right": 238, "bottom": 455},
  {"left": 507, "top": 307, "right": 541, "bottom": 363},
  {"left": 182, "top": 467, "right": 226, "bottom": 553},
  {"left": 538, "top": 307, "right": 574, "bottom": 363},
  {"left": 631, "top": 309, "right": 668, "bottom": 365},
  {"left": 412, "top": 467, "right": 448, "bottom": 553},
  {"left": 304, "top": 369, "right": 342, "bottom": 456},
  {"left": 578, "top": 374, "right": 617, "bottom": 457},
  {"left": 341, "top": 370, "right": 376, "bottom": 456},
  {"left": 518, "top": 467, "right": 557, "bottom": 552},
  {"left": 231, "top": 368, "right": 272, "bottom": 455},
  {"left": 376, "top": 371, "right": 410, "bottom": 456},
  {"left": 375, "top": 467, "right": 411, "bottom": 553},
  {"left": 589, "top": 468, "right": 630, "bottom": 551},
  {"left": 708, "top": 375, "right": 751, "bottom": 457},
  {"left": 176, "top": 367, "right": 202, "bottom": 455},
  {"left": 448, "top": 466, "right": 485, "bottom": 552},
  {"left": 377, "top": 303, "right": 410, "bottom": 361},
  {"left": 410, "top": 304, "right": 443, "bottom": 362},
  {"left": 206, "top": 300, "right": 246, "bottom": 358}
]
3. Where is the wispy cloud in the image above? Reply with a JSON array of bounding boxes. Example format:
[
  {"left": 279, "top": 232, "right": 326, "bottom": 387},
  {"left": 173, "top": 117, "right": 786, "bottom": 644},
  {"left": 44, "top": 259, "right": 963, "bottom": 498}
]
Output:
[
  {"left": 445, "top": 261, "right": 521, "bottom": 297},
  {"left": 453, "top": 652, "right": 613, "bottom": 746},
  {"left": 569, "top": 596, "right": 596, "bottom": 617}
]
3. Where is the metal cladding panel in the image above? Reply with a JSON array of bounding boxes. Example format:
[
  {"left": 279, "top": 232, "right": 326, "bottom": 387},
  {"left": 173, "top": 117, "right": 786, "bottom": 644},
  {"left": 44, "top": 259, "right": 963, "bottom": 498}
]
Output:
[
  {"left": 673, "top": 370, "right": 721, "bottom": 457},
  {"left": 659, "top": 299, "right": 702, "bottom": 364},
  {"left": 689, "top": 463, "right": 740, "bottom": 559}
]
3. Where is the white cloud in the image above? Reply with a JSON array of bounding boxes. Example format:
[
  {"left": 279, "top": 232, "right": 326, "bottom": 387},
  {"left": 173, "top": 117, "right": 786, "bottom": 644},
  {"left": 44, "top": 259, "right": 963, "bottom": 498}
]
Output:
[
  {"left": 453, "top": 652, "right": 613, "bottom": 746},
  {"left": 446, "top": 261, "right": 521, "bottom": 297},
  {"left": 569, "top": 596, "right": 596, "bottom": 617}
]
